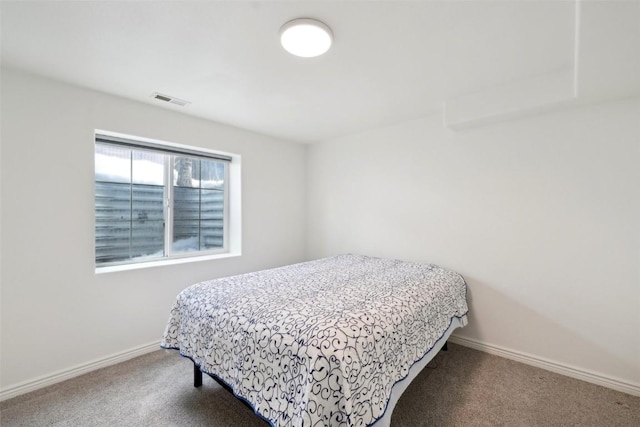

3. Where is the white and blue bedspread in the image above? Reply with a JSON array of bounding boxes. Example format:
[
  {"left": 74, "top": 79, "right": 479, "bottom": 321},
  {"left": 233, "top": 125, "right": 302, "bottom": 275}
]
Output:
[{"left": 161, "top": 254, "right": 468, "bottom": 426}]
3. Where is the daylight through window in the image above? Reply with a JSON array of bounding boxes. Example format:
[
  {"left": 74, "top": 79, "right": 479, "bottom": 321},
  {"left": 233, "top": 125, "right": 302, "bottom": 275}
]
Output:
[{"left": 95, "top": 133, "right": 231, "bottom": 266}]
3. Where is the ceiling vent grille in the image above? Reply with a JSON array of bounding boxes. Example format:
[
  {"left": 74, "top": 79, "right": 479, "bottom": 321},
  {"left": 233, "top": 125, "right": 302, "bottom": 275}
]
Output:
[{"left": 151, "top": 92, "right": 190, "bottom": 107}]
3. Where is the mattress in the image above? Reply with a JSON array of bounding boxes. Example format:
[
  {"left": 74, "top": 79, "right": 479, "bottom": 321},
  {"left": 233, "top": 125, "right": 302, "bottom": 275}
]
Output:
[{"left": 161, "top": 254, "right": 468, "bottom": 426}]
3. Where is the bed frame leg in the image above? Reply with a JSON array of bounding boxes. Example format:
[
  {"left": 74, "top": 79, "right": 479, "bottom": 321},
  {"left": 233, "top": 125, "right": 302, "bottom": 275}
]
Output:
[
  {"left": 443, "top": 341, "right": 448, "bottom": 352},
  {"left": 194, "top": 363, "right": 203, "bottom": 387}
]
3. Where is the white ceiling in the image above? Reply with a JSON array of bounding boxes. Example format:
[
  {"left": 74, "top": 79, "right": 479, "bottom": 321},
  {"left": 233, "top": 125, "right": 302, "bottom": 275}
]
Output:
[{"left": 1, "top": 1, "right": 638, "bottom": 143}]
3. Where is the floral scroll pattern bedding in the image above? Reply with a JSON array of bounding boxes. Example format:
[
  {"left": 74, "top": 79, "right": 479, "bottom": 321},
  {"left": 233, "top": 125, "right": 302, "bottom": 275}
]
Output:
[{"left": 161, "top": 254, "right": 468, "bottom": 426}]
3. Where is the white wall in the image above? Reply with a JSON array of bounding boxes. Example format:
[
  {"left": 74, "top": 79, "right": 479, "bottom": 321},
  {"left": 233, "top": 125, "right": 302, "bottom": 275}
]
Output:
[
  {"left": 0, "top": 68, "right": 307, "bottom": 391},
  {"left": 307, "top": 98, "right": 640, "bottom": 390},
  {"left": 2, "top": 66, "right": 639, "bottom": 397}
]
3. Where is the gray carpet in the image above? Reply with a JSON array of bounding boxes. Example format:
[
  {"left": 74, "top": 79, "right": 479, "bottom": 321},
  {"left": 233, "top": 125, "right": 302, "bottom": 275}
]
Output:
[{"left": 1, "top": 343, "right": 638, "bottom": 426}]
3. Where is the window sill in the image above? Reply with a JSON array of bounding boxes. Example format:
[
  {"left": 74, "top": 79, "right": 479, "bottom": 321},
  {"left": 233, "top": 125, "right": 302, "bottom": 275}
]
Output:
[{"left": 95, "top": 252, "right": 241, "bottom": 274}]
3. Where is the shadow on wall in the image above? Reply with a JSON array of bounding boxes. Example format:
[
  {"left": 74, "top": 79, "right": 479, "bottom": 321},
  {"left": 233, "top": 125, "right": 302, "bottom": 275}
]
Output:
[{"left": 453, "top": 276, "right": 639, "bottom": 385}]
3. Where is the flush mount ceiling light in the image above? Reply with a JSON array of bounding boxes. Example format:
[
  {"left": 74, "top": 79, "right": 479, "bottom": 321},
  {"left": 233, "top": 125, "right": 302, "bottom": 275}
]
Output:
[{"left": 280, "top": 18, "right": 333, "bottom": 58}]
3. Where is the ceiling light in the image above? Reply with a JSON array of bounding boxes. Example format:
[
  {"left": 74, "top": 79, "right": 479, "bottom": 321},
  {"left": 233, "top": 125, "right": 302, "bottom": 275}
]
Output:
[{"left": 280, "top": 18, "right": 333, "bottom": 58}]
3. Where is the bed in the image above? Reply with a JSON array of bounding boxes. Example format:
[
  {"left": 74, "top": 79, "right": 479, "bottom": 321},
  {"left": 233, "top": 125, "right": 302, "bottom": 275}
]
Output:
[{"left": 161, "top": 254, "right": 468, "bottom": 426}]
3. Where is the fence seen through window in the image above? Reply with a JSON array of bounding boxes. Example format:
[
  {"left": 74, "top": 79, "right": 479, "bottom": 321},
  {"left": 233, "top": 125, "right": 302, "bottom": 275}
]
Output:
[{"left": 95, "top": 137, "right": 229, "bottom": 266}]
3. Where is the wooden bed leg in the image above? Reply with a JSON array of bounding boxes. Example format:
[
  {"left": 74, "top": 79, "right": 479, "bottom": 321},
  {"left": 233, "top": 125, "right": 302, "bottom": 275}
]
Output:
[
  {"left": 194, "top": 363, "right": 203, "bottom": 387},
  {"left": 442, "top": 341, "right": 448, "bottom": 352}
]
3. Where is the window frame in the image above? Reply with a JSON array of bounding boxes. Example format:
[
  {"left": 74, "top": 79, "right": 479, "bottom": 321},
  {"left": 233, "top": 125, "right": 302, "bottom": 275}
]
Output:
[{"left": 94, "top": 130, "right": 239, "bottom": 272}]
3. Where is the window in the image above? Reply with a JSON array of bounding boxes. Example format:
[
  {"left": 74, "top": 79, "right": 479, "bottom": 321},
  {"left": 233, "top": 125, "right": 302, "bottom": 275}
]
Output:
[{"left": 94, "top": 132, "right": 235, "bottom": 268}]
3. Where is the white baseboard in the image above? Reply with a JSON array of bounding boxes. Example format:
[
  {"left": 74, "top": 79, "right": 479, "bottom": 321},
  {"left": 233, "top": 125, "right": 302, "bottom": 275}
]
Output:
[
  {"left": 3, "top": 336, "right": 638, "bottom": 401},
  {"left": 0, "top": 341, "right": 161, "bottom": 402},
  {"left": 448, "top": 335, "right": 640, "bottom": 397}
]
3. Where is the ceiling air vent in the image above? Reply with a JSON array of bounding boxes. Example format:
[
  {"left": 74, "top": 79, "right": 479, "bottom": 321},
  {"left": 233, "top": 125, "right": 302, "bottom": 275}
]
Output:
[{"left": 151, "top": 92, "right": 190, "bottom": 107}]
